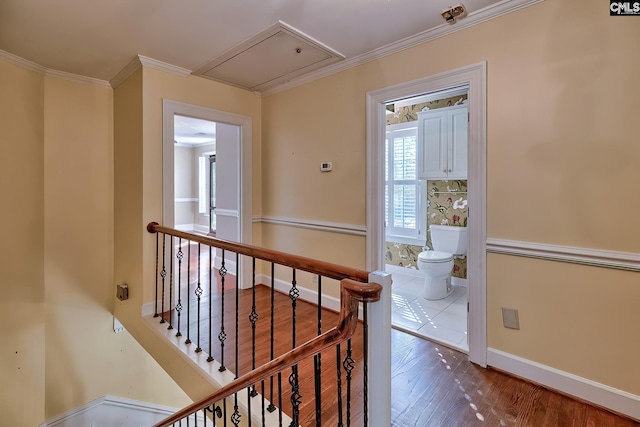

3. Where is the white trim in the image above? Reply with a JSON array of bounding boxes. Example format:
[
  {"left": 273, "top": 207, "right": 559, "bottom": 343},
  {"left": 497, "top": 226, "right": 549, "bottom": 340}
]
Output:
[
  {"left": 486, "top": 238, "right": 640, "bottom": 272},
  {"left": 109, "top": 55, "right": 142, "bottom": 88},
  {"left": 174, "top": 197, "right": 198, "bottom": 203},
  {"left": 0, "top": 48, "right": 47, "bottom": 74},
  {"left": 259, "top": 215, "right": 367, "bottom": 237},
  {"left": 215, "top": 208, "right": 240, "bottom": 218},
  {"left": 385, "top": 263, "right": 422, "bottom": 278},
  {"left": 366, "top": 62, "right": 487, "bottom": 367},
  {"left": 257, "top": 274, "right": 342, "bottom": 314},
  {"left": 0, "top": 48, "right": 110, "bottom": 87},
  {"left": 487, "top": 348, "right": 640, "bottom": 422},
  {"left": 44, "top": 68, "right": 111, "bottom": 87},
  {"left": 260, "top": 0, "right": 543, "bottom": 96},
  {"left": 139, "top": 55, "right": 191, "bottom": 76},
  {"left": 39, "top": 395, "right": 188, "bottom": 427}
]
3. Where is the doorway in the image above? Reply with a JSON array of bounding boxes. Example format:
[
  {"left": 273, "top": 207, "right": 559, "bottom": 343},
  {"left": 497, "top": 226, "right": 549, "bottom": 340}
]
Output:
[
  {"left": 384, "top": 86, "right": 470, "bottom": 352},
  {"left": 162, "top": 99, "right": 253, "bottom": 289},
  {"left": 366, "top": 62, "right": 487, "bottom": 366}
]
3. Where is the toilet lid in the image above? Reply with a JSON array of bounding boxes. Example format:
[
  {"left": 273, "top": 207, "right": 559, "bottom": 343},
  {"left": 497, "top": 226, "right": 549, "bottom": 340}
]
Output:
[{"left": 418, "top": 251, "right": 454, "bottom": 263}]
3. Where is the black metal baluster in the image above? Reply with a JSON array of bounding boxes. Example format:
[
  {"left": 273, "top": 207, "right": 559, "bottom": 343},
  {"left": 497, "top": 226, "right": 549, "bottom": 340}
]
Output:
[
  {"left": 288, "top": 270, "right": 301, "bottom": 426},
  {"left": 314, "top": 275, "right": 323, "bottom": 426},
  {"left": 231, "top": 252, "right": 241, "bottom": 426},
  {"left": 168, "top": 236, "right": 174, "bottom": 330},
  {"left": 160, "top": 234, "right": 167, "bottom": 324},
  {"left": 195, "top": 243, "right": 203, "bottom": 353},
  {"left": 154, "top": 232, "right": 159, "bottom": 318},
  {"left": 185, "top": 242, "right": 192, "bottom": 345},
  {"left": 267, "top": 262, "right": 276, "bottom": 413},
  {"left": 207, "top": 245, "right": 214, "bottom": 362},
  {"left": 336, "top": 343, "right": 344, "bottom": 427},
  {"left": 344, "top": 338, "right": 355, "bottom": 427},
  {"left": 176, "top": 238, "right": 183, "bottom": 337},
  {"left": 218, "top": 249, "right": 227, "bottom": 372},
  {"left": 363, "top": 303, "right": 369, "bottom": 427},
  {"left": 249, "top": 258, "right": 258, "bottom": 397},
  {"left": 278, "top": 371, "right": 283, "bottom": 426}
]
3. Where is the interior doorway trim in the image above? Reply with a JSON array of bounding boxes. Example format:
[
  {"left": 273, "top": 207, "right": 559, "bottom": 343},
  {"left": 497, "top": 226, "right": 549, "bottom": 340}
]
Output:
[
  {"left": 366, "top": 62, "right": 487, "bottom": 366},
  {"left": 162, "top": 99, "right": 253, "bottom": 285}
]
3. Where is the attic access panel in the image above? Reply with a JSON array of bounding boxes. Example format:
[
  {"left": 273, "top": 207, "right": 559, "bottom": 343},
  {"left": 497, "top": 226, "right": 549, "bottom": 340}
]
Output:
[{"left": 194, "top": 22, "right": 345, "bottom": 92}]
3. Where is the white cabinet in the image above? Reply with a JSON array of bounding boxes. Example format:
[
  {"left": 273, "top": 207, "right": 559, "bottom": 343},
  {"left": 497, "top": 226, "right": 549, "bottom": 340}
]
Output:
[{"left": 417, "top": 105, "right": 468, "bottom": 180}]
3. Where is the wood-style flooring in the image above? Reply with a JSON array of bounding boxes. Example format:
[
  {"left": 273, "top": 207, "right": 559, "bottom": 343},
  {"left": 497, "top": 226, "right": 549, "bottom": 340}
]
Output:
[{"left": 159, "top": 242, "right": 639, "bottom": 427}]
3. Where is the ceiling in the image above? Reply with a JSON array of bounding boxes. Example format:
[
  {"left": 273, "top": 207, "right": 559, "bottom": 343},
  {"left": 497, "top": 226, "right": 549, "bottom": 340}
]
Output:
[{"left": 0, "top": 0, "right": 532, "bottom": 93}]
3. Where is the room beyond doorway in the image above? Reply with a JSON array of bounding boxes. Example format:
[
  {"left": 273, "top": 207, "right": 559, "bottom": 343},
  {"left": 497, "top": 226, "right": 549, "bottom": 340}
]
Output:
[{"left": 365, "top": 62, "right": 487, "bottom": 366}]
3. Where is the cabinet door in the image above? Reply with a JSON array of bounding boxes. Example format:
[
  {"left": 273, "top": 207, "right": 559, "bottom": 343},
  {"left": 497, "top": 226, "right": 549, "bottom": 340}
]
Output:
[
  {"left": 447, "top": 107, "right": 468, "bottom": 179},
  {"left": 418, "top": 112, "right": 447, "bottom": 179}
]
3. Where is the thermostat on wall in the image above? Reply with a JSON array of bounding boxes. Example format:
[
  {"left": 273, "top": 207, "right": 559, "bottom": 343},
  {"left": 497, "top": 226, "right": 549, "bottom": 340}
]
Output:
[{"left": 320, "top": 162, "right": 333, "bottom": 172}]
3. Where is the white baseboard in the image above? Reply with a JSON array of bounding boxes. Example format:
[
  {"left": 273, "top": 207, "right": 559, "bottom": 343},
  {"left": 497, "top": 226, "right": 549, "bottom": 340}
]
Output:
[
  {"left": 39, "top": 395, "right": 197, "bottom": 427},
  {"left": 385, "top": 263, "right": 422, "bottom": 278},
  {"left": 487, "top": 348, "right": 640, "bottom": 422},
  {"left": 256, "top": 274, "right": 342, "bottom": 314}
]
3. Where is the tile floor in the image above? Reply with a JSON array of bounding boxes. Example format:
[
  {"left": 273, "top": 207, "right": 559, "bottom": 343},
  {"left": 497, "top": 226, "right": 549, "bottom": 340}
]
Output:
[{"left": 390, "top": 270, "right": 469, "bottom": 352}]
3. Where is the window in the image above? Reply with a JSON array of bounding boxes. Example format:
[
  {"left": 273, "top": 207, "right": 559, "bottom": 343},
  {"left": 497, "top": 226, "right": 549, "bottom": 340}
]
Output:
[{"left": 386, "top": 123, "right": 425, "bottom": 242}]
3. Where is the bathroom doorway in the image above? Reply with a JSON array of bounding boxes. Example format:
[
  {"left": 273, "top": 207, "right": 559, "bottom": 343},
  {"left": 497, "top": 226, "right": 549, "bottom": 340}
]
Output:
[
  {"left": 384, "top": 86, "right": 470, "bottom": 352},
  {"left": 366, "top": 62, "right": 487, "bottom": 366}
]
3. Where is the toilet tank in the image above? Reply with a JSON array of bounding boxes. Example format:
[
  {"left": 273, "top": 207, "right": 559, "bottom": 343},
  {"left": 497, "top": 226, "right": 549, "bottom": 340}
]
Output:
[{"left": 430, "top": 225, "right": 468, "bottom": 255}]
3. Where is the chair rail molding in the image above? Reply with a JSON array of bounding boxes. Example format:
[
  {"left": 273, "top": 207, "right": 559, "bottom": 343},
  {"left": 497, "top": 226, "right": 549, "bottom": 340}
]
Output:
[{"left": 486, "top": 238, "right": 640, "bottom": 272}]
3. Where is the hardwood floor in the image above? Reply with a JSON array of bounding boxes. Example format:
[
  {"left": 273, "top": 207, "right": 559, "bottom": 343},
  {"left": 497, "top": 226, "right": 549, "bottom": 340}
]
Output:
[{"left": 159, "top": 242, "right": 639, "bottom": 427}]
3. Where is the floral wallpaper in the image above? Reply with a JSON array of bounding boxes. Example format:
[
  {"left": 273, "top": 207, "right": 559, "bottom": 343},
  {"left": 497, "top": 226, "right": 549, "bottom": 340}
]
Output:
[
  {"left": 386, "top": 94, "right": 468, "bottom": 125},
  {"left": 386, "top": 180, "right": 468, "bottom": 279}
]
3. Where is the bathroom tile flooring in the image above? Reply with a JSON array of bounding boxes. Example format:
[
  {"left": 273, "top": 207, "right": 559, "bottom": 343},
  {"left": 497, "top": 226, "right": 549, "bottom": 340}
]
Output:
[{"left": 390, "top": 270, "right": 469, "bottom": 352}]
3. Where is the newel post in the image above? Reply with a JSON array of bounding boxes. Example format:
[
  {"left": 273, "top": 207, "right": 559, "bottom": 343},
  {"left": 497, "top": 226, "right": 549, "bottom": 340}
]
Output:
[{"left": 367, "top": 270, "right": 392, "bottom": 426}]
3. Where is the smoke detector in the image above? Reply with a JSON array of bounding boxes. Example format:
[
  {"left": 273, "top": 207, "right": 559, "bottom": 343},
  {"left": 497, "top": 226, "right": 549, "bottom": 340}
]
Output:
[{"left": 441, "top": 4, "right": 467, "bottom": 23}]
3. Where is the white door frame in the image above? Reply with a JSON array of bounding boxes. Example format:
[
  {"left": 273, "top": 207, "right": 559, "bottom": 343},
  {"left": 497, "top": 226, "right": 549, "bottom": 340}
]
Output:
[
  {"left": 366, "top": 62, "right": 487, "bottom": 366},
  {"left": 162, "top": 99, "right": 253, "bottom": 288}
]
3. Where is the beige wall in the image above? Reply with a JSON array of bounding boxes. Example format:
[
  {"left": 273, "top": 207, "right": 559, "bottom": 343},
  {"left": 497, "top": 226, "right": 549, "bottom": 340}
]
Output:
[
  {"left": 43, "top": 76, "right": 191, "bottom": 417},
  {"left": 261, "top": 0, "right": 640, "bottom": 396},
  {"left": 0, "top": 61, "right": 192, "bottom": 425},
  {"left": 0, "top": 60, "right": 45, "bottom": 427},
  {"left": 113, "top": 66, "right": 262, "bottom": 402}
]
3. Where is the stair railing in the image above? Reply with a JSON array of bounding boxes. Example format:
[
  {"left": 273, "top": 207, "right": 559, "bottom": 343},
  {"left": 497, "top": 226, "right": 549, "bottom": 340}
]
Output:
[{"left": 146, "top": 222, "right": 390, "bottom": 427}]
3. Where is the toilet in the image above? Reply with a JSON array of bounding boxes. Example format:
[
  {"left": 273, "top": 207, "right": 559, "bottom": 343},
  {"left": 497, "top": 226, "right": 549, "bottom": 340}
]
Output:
[{"left": 417, "top": 225, "right": 468, "bottom": 300}]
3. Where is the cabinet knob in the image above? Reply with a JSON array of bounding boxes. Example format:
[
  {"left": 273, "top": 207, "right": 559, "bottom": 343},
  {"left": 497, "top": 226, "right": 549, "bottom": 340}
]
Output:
[
  {"left": 448, "top": 169, "right": 452, "bottom": 172},
  {"left": 443, "top": 169, "right": 447, "bottom": 172}
]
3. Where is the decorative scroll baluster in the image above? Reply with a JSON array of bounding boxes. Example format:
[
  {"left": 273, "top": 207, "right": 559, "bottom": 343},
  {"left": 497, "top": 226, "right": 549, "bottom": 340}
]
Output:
[
  {"left": 160, "top": 234, "right": 167, "bottom": 324},
  {"left": 314, "top": 275, "right": 323, "bottom": 426},
  {"left": 267, "top": 262, "right": 276, "bottom": 413},
  {"left": 344, "top": 338, "right": 355, "bottom": 427},
  {"left": 176, "top": 239, "right": 183, "bottom": 337},
  {"left": 207, "top": 246, "right": 214, "bottom": 362},
  {"left": 232, "top": 252, "right": 241, "bottom": 426},
  {"left": 168, "top": 236, "right": 174, "bottom": 330},
  {"left": 154, "top": 233, "right": 159, "bottom": 318},
  {"left": 288, "top": 270, "right": 301, "bottom": 426},
  {"left": 218, "top": 249, "right": 227, "bottom": 372},
  {"left": 185, "top": 242, "right": 192, "bottom": 345},
  {"left": 195, "top": 243, "right": 203, "bottom": 353},
  {"left": 249, "top": 258, "right": 259, "bottom": 398},
  {"left": 336, "top": 343, "right": 344, "bottom": 427}
]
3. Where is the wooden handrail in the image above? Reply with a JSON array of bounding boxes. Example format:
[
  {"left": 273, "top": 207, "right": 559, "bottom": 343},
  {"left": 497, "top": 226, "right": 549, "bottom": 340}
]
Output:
[
  {"left": 152, "top": 278, "right": 382, "bottom": 427},
  {"left": 147, "top": 222, "right": 370, "bottom": 282}
]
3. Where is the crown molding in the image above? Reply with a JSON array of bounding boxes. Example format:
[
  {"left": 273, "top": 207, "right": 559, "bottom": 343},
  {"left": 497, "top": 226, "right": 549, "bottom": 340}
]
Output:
[
  {"left": 138, "top": 55, "right": 191, "bottom": 76},
  {"left": 0, "top": 48, "right": 109, "bottom": 87},
  {"left": 44, "top": 68, "right": 110, "bottom": 87},
  {"left": 110, "top": 55, "right": 191, "bottom": 88},
  {"left": 0, "top": 48, "right": 46, "bottom": 74},
  {"left": 260, "top": 0, "right": 544, "bottom": 96},
  {"left": 109, "top": 55, "right": 143, "bottom": 88}
]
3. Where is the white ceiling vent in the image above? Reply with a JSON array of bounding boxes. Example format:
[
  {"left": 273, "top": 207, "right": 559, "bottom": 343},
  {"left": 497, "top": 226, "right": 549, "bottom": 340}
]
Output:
[{"left": 193, "top": 21, "right": 345, "bottom": 92}]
